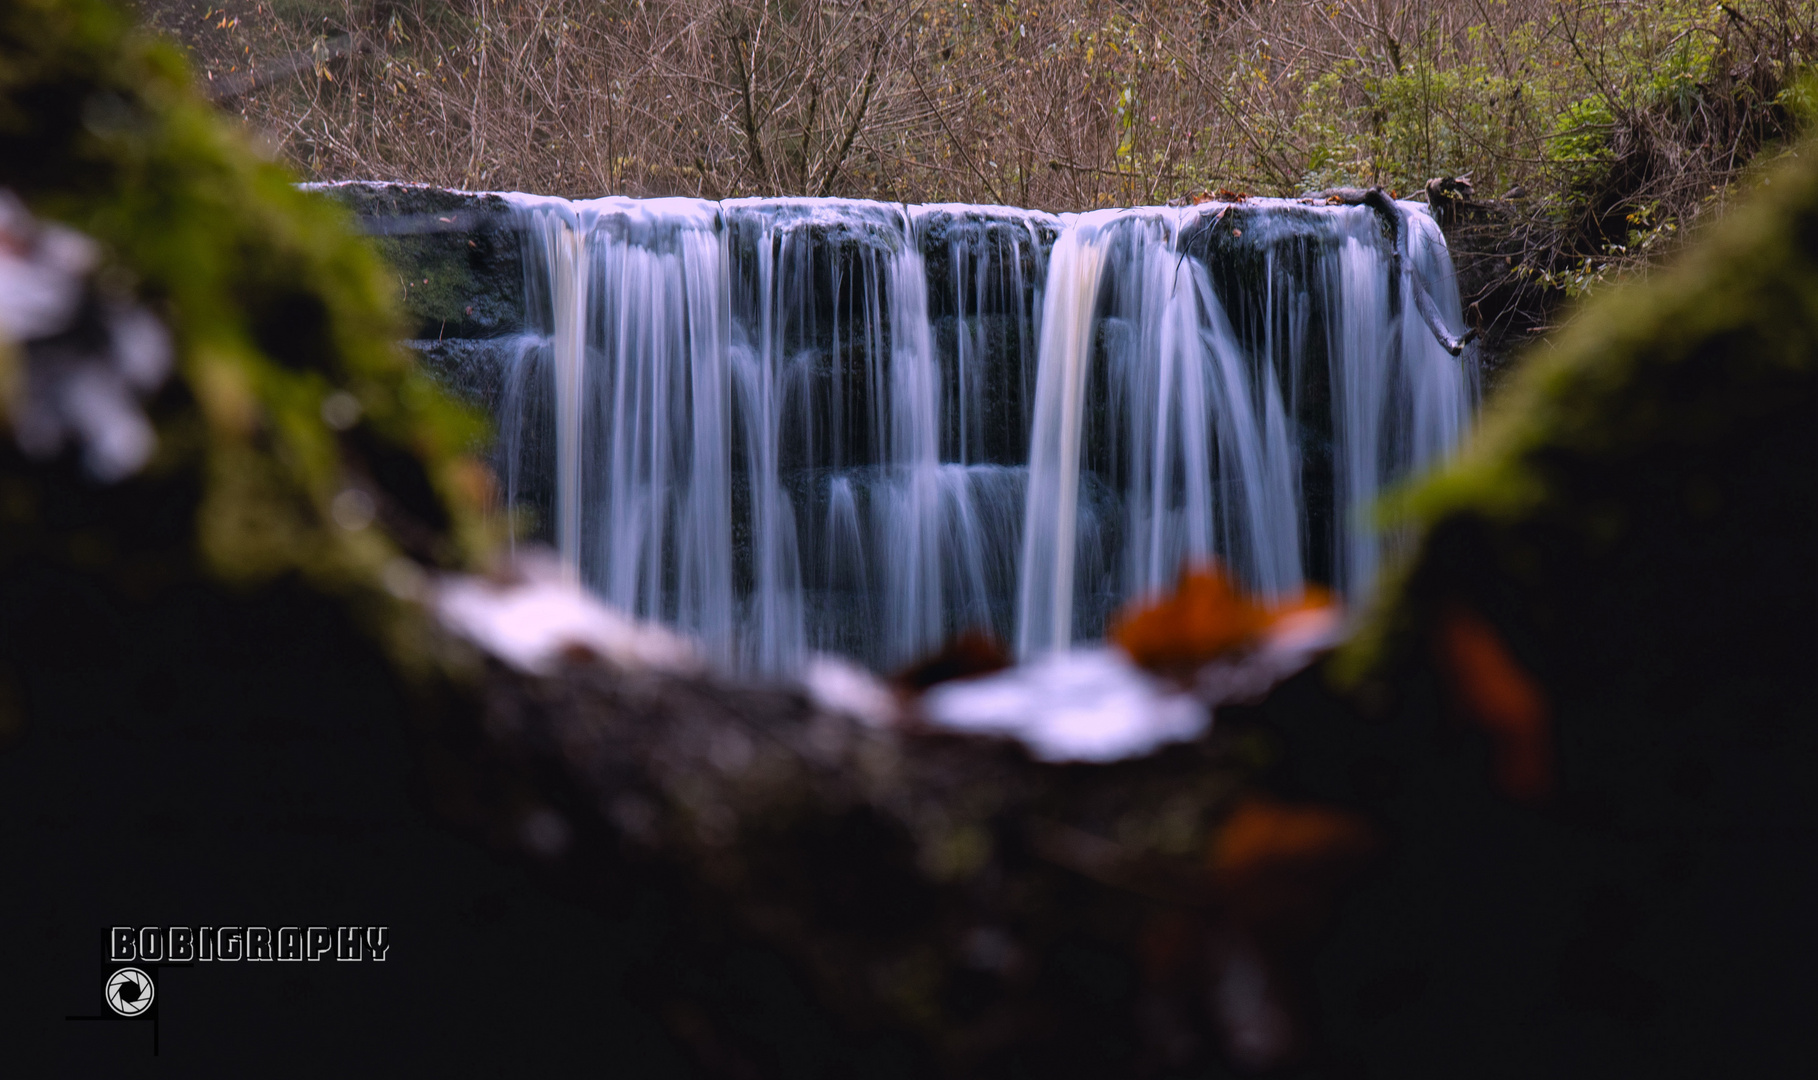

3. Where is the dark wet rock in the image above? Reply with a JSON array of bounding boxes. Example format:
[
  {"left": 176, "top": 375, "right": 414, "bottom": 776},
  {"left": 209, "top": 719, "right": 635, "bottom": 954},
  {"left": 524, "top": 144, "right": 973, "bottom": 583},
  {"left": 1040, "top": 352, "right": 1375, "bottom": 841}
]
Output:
[
  {"left": 915, "top": 209, "right": 1057, "bottom": 320},
  {"left": 310, "top": 181, "right": 526, "bottom": 341},
  {"left": 406, "top": 336, "right": 526, "bottom": 414}
]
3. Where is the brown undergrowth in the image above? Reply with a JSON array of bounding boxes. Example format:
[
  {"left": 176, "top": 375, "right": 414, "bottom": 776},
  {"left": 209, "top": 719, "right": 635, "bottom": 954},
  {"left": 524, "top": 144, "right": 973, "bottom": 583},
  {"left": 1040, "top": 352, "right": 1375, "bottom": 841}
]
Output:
[{"left": 130, "top": 0, "right": 1812, "bottom": 364}]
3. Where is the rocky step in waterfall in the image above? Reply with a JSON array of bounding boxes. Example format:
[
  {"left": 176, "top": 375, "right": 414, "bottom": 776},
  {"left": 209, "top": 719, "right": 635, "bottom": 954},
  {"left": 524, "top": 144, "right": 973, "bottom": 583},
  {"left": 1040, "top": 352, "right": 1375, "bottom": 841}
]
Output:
[{"left": 373, "top": 188, "right": 1478, "bottom": 674}]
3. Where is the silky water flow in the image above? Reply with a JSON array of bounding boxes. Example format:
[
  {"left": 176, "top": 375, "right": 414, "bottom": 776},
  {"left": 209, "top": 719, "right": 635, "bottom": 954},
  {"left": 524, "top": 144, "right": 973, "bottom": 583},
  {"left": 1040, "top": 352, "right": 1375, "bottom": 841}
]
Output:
[{"left": 491, "top": 195, "right": 1477, "bottom": 674}]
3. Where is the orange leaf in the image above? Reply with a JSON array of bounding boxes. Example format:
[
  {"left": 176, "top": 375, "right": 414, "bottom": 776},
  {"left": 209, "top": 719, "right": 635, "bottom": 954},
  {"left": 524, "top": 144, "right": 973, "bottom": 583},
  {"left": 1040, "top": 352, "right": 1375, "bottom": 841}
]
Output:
[
  {"left": 1436, "top": 605, "right": 1552, "bottom": 802},
  {"left": 1111, "top": 562, "right": 1334, "bottom": 673},
  {"left": 1207, "top": 797, "right": 1378, "bottom": 933},
  {"left": 1112, "top": 564, "right": 1268, "bottom": 670},
  {"left": 1209, "top": 797, "right": 1376, "bottom": 883}
]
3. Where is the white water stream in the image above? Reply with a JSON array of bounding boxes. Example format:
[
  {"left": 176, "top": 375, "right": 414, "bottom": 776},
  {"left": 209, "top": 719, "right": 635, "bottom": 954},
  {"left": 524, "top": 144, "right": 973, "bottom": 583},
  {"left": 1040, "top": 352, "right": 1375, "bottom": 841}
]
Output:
[{"left": 492, "top": 195, "right": 1476, "bottom": 673}]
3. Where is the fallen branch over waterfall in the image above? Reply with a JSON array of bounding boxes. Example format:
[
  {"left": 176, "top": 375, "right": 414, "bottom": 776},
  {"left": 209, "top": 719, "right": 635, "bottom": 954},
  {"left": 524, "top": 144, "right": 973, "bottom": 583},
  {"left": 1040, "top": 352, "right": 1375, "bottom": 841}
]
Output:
[{"left": 1305, "top": 185, "right": 1480, "bottom": 357}]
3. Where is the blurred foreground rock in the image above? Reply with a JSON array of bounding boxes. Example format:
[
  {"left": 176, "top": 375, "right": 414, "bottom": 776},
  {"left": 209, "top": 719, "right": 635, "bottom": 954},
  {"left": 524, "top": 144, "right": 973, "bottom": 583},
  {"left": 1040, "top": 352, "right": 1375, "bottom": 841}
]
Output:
[{"left": 421, "top": 554, "right": 1357, "bottom": 1075}]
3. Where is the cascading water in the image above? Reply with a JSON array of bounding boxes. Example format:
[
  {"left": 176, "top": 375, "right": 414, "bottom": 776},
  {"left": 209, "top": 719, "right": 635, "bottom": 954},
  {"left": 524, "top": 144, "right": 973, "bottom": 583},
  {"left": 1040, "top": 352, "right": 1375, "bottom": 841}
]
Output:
[
  {"left": 491, "top": 193, "right": 1476, "bottom": 674},
  {"left": 1018, "top": 203, "right": 1477, "bottom": 654}
]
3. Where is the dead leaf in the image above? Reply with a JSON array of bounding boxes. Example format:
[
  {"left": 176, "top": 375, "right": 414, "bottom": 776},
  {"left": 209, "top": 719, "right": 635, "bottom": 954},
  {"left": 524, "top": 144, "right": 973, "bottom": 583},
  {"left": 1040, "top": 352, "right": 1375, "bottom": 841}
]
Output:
[
  {"left": 1209, "top": 797, "right": 1378, "bottom": 906},
  {"left": 1435, "top": 604, "right": 1552, "bottom": 802},
  {"left": 1111, "top": 562, "right": 1332, "bottom": 675}
]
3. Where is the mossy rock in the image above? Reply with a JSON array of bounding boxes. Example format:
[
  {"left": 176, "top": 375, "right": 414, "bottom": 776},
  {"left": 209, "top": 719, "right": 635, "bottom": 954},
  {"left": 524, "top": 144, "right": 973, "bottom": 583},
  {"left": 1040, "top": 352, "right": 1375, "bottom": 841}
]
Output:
[
  {"left": 0, "top": 0, "right": 492, "bottom": 700},
  {"left": 1343, "top": 146, "right": 1816, "bottom": 701},
  {"left": 1273, "top": 145, "right": 1818, "bottom": 1075},
  {"left": 315, "top": 182, "right": 526, "bottom": 342}
]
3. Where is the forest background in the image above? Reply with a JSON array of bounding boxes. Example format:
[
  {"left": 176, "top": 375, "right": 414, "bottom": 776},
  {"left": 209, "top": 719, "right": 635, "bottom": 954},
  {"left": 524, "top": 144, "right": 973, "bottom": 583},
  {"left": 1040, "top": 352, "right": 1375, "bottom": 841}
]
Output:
[{"left": 133, "top": 0, "right": 1813, "bottom": 310}]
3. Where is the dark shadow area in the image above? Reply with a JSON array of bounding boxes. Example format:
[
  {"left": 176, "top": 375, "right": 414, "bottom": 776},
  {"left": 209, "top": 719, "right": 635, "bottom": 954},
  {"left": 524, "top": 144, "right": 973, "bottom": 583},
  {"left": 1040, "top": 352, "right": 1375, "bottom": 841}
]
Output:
[{"left": 0, "top": 564, "right": 697, "bottom": 1072}]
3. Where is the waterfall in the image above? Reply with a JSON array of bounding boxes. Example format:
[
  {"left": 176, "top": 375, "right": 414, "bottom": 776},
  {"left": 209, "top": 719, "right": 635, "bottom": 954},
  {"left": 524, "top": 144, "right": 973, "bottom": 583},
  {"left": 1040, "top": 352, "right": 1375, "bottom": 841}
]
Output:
[
  {"left": 1325, "top": 208, "right": 1478, "bottom": 603},
  {"left": 490, "top": 194, "right": 1477, "bottom": 673},
  {"left": 1016, "top": 213, "right": 1111, "bottom": 658}
]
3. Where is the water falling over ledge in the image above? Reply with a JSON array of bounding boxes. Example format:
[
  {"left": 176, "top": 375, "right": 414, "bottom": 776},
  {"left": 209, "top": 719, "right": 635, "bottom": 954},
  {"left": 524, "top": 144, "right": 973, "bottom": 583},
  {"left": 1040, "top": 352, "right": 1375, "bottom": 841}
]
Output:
[{"left": 488, "top": 193, "right": 1478, "bottom": 674}]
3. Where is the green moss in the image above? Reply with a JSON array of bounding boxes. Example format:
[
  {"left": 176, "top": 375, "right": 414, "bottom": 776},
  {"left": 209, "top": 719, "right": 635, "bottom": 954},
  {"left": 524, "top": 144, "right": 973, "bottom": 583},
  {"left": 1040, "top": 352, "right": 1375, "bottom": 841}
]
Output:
[
  {"left": 1335, "top": 139, "right": 1818, "bottom": 700},
  {"left": 311, "top": 183, "right": 527, "bottom": 341},
  {"left": 382, "top": 237, "right": 479, "bottom": 337},
  {"left": 1277, "top": 140, "right": 1814, "bottom": 1075},
  {"left": 0, "top": 0, "right": 493, "bottom": 682}
]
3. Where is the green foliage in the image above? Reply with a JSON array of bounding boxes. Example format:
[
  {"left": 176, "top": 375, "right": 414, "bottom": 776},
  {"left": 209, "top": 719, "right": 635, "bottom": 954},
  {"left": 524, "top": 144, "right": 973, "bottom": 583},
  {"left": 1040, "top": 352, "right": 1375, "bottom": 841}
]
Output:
[
  {"left": 1783, "top": 74, "right": 1818, "bottom": 129},
  {"left": 1546, "top": 95, "right": 1616, "bottom": 181}
]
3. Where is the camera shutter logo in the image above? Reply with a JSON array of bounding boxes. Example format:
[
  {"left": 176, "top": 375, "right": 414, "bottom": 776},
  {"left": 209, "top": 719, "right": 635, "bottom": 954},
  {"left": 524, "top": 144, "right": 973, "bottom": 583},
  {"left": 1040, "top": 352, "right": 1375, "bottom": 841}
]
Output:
[{"left": 105, "top": 967, "right": 154, "bottom": 1017}]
